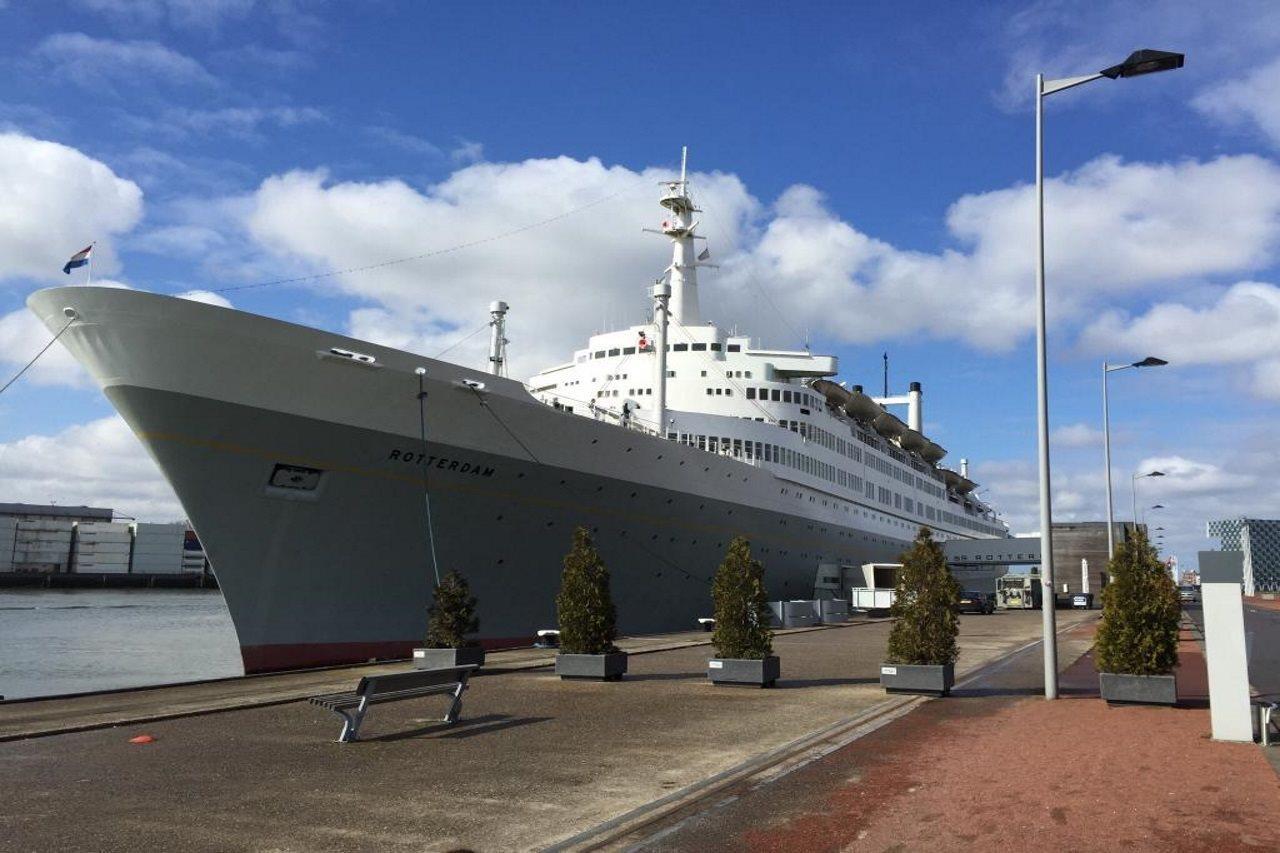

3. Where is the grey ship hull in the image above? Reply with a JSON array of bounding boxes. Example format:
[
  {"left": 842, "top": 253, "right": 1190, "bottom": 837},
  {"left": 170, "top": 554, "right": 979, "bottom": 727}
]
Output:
[{"left": 30, "top": 287, "right": 932, "bottom": 673}]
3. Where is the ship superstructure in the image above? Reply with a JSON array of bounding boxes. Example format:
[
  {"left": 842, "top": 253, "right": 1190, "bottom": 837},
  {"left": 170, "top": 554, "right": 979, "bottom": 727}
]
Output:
[{"left": 29, "top": 149, "right": 1006, "bottom": 674}]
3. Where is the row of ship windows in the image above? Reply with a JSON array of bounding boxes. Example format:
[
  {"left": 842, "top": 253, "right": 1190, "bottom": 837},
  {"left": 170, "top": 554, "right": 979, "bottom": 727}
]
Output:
[
  {"left": 671, "top": 430, "right": 1002, "bottom": 536},
  {"left": 578, "top": 342, "right": 744, "bottom": 361}
]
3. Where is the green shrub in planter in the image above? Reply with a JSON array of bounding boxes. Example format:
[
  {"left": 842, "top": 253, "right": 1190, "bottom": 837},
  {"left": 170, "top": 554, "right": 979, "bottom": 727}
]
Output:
[
  {"left": 417, "top": 570, "right": 485, "bottom": 669},
  {"left": 1095, "top": 529, "right": 1180, "bottom": 676},
  {"left": 556, "top": 527, "right": 619, "bottom": 655},
  {"left": 425, "top": 570, "right": 480, "bottom": 648},
  {"left": 711, "top": 537, "right": 774, "bottom": 660},
  {"left": 881, "top": 527, "right": 959, "bottom": 695},
  {"left": 886, "top": 526, "right": 960, "bottom": 666}
]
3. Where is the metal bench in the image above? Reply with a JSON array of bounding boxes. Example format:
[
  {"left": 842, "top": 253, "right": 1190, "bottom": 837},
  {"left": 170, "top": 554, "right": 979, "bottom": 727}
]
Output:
[{"left": 309, "top": 665, "right": 477, "bottom": 742}]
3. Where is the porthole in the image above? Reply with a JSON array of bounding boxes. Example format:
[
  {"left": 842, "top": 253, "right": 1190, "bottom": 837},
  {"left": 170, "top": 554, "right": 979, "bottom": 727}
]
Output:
[{"left": 497, "top": 558, "right": 505, "bottom": 565}]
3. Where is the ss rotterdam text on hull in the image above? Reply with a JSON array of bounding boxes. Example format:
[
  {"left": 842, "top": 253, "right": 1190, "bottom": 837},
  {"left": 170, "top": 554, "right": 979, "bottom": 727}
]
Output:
[{"left": 29, "top": 150, "right": 1008, "bottom": 673}]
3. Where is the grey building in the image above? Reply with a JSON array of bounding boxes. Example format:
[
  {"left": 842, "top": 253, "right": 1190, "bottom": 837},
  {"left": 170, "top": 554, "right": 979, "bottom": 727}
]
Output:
[
  {"left": 1207, "top": 518, "right": 1280, "bottom": 595},
  {"left": 1048, "top": 521, "right": 1146, "bottom": 599}
]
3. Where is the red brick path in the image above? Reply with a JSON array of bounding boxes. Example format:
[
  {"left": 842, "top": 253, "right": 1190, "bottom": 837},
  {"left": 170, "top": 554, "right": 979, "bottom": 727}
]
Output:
[{"left": 738, "top": 624, "right": 1280, "bottom": 852}]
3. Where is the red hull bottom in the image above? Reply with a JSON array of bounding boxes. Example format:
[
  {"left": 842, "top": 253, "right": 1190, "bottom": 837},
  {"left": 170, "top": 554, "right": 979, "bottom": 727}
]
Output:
[{"left": 240, "top": 636, "right": 535, "bottom": 674}]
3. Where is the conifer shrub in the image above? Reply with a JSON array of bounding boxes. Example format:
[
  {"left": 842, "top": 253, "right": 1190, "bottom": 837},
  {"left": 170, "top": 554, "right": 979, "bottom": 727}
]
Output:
[
  {"left": 711, "top": 536, "right": 774, "bottom": 659},
  {"left": 556, "top": 527, "right": 619, "bottom": 655},
  {"left": 425, "top": 570, "right": 480, "bottom": 648},
  {"left": 885, "top": 526, "right": 960, "bottom": 666},
  {"left": 1094, "top": 529, "right": 1180, "bottom": 675}
]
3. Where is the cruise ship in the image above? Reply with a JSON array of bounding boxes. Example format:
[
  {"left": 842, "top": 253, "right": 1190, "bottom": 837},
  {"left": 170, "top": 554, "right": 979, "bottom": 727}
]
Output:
[{"left": 29, "top": 152, "right": 1007, "bottom": 673}]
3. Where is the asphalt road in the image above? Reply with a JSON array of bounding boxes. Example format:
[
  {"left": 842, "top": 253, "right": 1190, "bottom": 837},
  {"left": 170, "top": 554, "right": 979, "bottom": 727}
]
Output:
[{"left": 1185, "top": 602, "right": 1280, "bottom": 695}]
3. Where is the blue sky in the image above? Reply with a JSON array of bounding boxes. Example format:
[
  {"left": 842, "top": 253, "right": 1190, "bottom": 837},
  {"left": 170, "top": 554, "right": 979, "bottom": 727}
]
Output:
[{"left": 2, "top": 0, "right": 1279, "bottom": 571}]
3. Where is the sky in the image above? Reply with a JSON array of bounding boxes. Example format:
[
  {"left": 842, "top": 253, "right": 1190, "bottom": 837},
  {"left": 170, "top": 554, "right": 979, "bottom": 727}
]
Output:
[{"left": 1, "top": 0, "right": 1278, "bottom": 571}]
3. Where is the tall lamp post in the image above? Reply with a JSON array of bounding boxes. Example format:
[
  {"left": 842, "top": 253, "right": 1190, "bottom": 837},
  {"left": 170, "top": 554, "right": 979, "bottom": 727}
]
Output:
[
  {"left": 1103, "top": 357, "right": 1168, "bottom": 560},
  {"left": 1034, "top": 49, "right": 1183, "bottom": 700},
  {"left": 1131, "top": 472, "right": 1165, "bottom": 528}
]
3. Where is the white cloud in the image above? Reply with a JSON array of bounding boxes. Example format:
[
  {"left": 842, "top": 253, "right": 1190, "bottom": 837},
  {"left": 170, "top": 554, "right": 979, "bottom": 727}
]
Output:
[
  {"left": 0, "top": 133, "right": 143, "bottom": 284},
  {"left": 147, "top": 106, "right": 327, "bottom": 141},
  {"left": 74, "top": 0, "right": 256, "bottom": 32},
  {"left": 975, "top": 435, "right": 1278, "bottom": 571},
  {"left": 722, "top": 153, "right": 1280, "bottom": 351},
  {"left": 34, "top": 32, "right": 217, "bottom": 90},
  {"left": 0, "top": 415, "right": 183, "bottom": 521},
  {"left": 241, "top": 152, "right": 1280, "bottom": 377},
  {"left": 245, "top": 157, "right": 760, "bottom": 374},
  {"left": 1051, "top": 423, "right": 1104, "bottom": 447},
  {"left": 1080, "top": 281, "right": 1280, "bottom": 399},
  {"left": 451, "top": 140, "right": 484, "bottom": 165},
  {"left": 1194, "top": 57, "right": 1280, "bottom": 147},
  {"left": 175, "top": 289, "right": 232, "bottom": 308}
]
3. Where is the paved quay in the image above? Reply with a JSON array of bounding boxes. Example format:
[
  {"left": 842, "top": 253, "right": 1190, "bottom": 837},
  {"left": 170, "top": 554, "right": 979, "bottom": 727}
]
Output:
[
  {"left": 1, "top": 624, "right": 867, "bottom": 742},
  {"left": 639, "top": 614, "right": 1280, "bottom": 853},
  {"left": 0, "top": 610, "right": 1090, "bottom": 852}
]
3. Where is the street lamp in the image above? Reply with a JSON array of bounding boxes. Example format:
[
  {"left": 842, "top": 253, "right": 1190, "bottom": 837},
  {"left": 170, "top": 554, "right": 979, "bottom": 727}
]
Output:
[
  {"left": 1103, "top": 356, "right": 1168, "bottom": 559},
  {"left": 1035, "top": 49, "right": 1183, "bottom": 700},
  {"left": 1131, "top": 471, "right": 1165, "bottom": 526}
]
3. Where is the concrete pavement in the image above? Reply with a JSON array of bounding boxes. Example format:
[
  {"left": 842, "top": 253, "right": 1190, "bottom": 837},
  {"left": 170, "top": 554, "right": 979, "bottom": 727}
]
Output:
[{"left": 0, "top": 610, "right": 1089, "bottom": 852}]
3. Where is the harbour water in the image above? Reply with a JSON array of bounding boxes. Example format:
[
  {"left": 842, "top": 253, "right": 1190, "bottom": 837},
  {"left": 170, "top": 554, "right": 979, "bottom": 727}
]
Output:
[{"left": 0, "top": 589, "right": 242, "bottom": 701}]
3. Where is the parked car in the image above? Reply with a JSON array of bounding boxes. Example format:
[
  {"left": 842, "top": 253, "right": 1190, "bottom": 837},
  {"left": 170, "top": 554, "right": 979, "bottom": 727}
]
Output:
[
  {"left": 1178, "top": 585, "right": 1200, "bottom": 604},
  {"left": 956, "top": 591, "right": 996, "bottom": 614}
]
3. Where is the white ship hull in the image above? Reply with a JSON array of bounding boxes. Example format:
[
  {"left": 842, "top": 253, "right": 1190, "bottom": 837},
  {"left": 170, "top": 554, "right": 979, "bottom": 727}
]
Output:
[{"left": 29, "top": 286, "right": 1000, "bottom": 672}]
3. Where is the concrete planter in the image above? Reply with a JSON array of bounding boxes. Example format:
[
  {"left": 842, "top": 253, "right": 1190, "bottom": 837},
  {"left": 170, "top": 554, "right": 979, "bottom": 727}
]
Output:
[
  {"left": 769, "top": 600, "right": 819, "bottom": 628},
  {"left": 556, "top": 652, "right": 628, "bottom": 681},
  {"left": 708, "top": 655, "right": 780, "bottom": 688},
  {"left": 1099, "top": 672, "right": 1177, "bottom": 706},
  {"left": 880, "top": 662, "right": 954, "bottom": 696},
  {"left": 413, "top": 646, "right": 485, "bottom": 670},
  {"left": 819, "top": 599, "right": 850, "bottom": 624}
]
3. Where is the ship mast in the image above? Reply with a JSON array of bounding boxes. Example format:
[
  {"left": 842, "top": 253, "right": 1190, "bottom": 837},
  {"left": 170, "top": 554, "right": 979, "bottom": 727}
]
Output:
[{"left": 659, "top": 147, "right": 702, "bottom": 326}]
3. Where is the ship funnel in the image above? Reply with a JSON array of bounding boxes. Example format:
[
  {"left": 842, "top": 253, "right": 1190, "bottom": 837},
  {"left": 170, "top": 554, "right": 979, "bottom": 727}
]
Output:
[
  {"left": 960, "top": 457, "right": 969, "bottom": 478},
  {"left": 908, "top": 381, "right": 922, "bottom": 432}
]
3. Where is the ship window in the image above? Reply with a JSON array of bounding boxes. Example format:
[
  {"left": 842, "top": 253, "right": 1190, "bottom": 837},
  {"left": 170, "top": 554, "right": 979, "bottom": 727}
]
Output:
[
  {"left": 771, "top": 389, "right": 780, "bottom": 401},
  {"left": 744, "top": 371, "right": 752, "bottom": 378},
  {"left": 715, "top": 388, "right": 723, "bottom": 396},
  {"left": 800, "top": 407, "right": 810, "bottom": 415},
  {"left": 674, "top": 343, "right": 688, "bottom": 352},
  {"left": 623, "top": 346, "right": 636, "bottom": 355},
  {"left": 725, "top": 389, "right": 732, "bottom": 396},
  {"left": 746, "top": 388, "right": 756, "bottom": 399},
  {"left": 783, "top": 391, "right": 792, "bottom": 402},
  {"left": 728, "top": 344, "right": 741, "bottom": 352},
  {"left": 691, "top": 343, "right": 707, "bottom": 351},
  {"left": 698, "top": 435, "right": 706, "bottom": 450},
  {"left": 594, "top": 350, "right": 605, "bottom": 358},
  {"left": 708, "top": 437, "right": 718, "bottom": 452},
  {"left": 700, "top": 370, "right": 707, "bottom": 377},
  {"left": 706, "top": 388, "right": 713, "bottom": 395},
  {"left": 608, "top": 348, "right": 620, "bottom": 356},
  {"left": 710, "top": 343, "right": 722, "bottom": 351}
]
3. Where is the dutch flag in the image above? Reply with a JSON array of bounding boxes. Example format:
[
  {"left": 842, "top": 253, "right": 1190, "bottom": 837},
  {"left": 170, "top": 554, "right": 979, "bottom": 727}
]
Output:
[{"left": 62, "top": 244, "right": 92, "bottom": 275}]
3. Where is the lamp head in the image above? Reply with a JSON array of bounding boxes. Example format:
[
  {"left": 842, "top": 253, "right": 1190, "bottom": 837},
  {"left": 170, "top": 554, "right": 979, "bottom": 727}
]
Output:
[
  {"left": 1134, "top": 356, "right": 1168, "bottom": 368},
  {"left": 1100, "top": 49, "right": 1185, "bottom": 79}
]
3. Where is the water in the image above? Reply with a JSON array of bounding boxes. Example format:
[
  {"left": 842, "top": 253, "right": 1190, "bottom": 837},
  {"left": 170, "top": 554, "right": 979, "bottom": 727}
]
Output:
[{"left": 0, "top": 589, "right": 242, "bottom": 701}]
